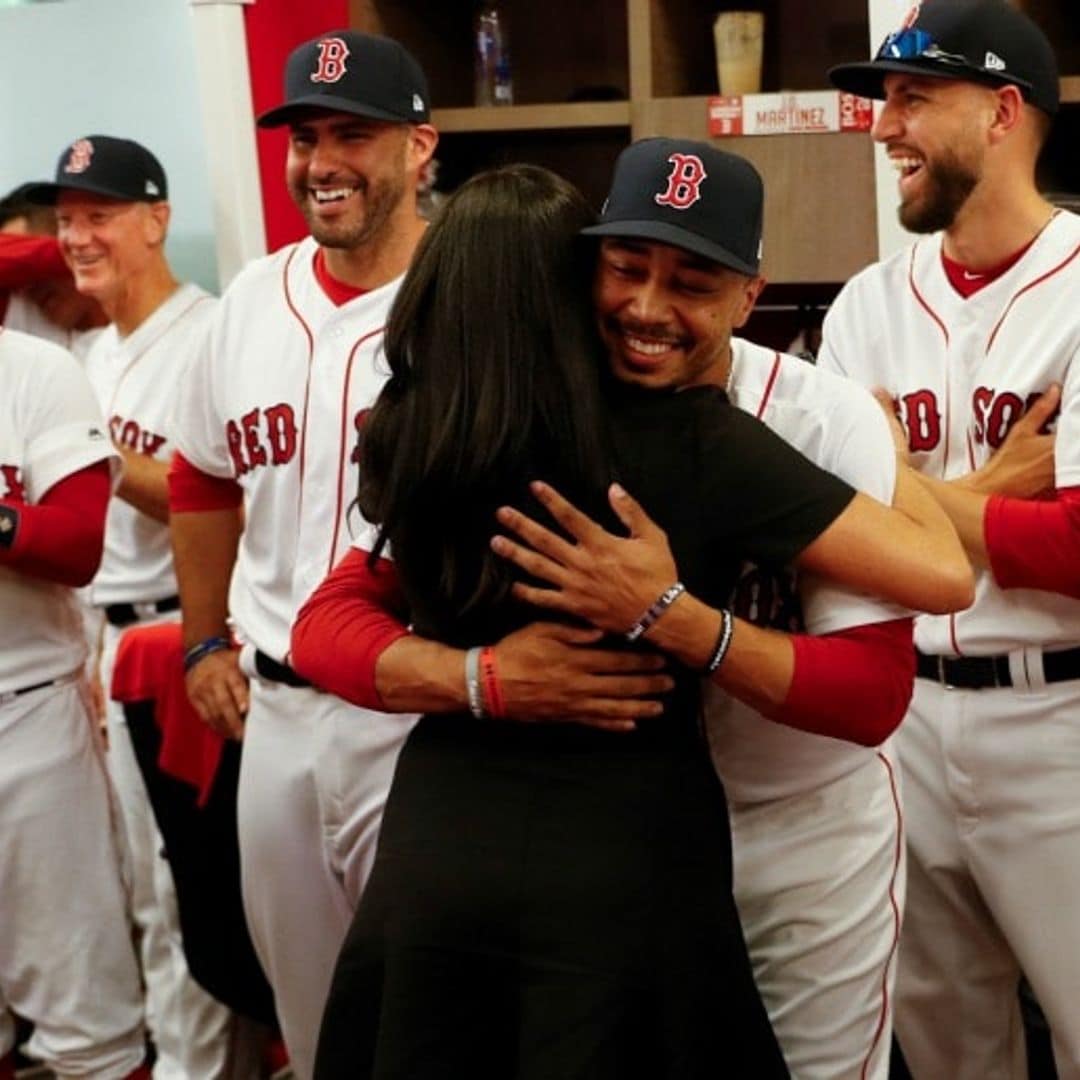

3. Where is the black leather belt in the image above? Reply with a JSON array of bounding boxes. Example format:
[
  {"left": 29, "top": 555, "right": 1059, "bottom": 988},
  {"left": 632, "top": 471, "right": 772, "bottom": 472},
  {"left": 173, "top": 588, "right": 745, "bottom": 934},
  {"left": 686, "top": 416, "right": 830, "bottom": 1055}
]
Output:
[
  {"left": 916, "top": 647, "right": 1080, "bottom": 690},
  {"left": 254, "top": 649, "right": 311, "bottom": 688},
  {"left": 104, "top": 595, "right": 181, "bottom": 628}
]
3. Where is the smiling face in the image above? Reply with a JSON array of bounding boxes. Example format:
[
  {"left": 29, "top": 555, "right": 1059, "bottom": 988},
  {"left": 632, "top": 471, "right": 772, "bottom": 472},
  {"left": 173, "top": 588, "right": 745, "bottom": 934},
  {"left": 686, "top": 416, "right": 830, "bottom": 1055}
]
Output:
[
  {"left": 873, "top": 74, "right": 999, "bottom": 233},
  {"left": 55, "top": 191, "right": 166, "bottom": 308},
  {"left": 285, "top": 110, "right": 415, "bottom": 251},
  {"left": 593, "top": 238, "right": 764, "bottom": 391}
]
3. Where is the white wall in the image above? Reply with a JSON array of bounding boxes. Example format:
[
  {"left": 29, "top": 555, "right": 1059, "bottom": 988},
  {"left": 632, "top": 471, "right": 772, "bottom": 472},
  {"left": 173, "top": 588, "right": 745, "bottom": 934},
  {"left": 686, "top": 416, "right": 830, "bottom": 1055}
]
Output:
[{"left": 0, "top": 0, "right": 219, "bottom": 292}]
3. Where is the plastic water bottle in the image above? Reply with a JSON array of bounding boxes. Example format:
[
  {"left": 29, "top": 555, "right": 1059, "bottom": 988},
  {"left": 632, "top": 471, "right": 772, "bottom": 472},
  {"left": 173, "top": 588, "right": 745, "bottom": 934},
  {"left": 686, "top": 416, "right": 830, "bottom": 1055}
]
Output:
[{"left": 474, "top": 3, "right": 513, "bottom": 107}]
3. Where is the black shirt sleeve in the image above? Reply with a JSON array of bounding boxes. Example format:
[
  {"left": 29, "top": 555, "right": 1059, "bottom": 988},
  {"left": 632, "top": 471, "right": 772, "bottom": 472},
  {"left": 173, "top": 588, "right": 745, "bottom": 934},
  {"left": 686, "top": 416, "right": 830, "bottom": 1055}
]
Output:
[{"left": 695, "top": 397, "right": 855, "bottom": 568}]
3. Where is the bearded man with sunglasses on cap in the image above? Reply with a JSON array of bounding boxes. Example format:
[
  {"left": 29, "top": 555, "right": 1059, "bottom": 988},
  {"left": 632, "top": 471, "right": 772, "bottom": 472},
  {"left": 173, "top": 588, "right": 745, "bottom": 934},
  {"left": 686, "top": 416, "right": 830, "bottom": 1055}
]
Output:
[{"left": 823, "top": 2, "right": 1080, "bottom": 1075}]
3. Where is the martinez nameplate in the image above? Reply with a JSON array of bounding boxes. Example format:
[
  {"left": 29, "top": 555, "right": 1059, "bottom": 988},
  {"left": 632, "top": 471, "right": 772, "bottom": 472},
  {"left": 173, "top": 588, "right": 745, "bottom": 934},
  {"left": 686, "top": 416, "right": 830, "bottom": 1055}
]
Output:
[{"left": 707, "top": 91, "right": 873, "bottom": 137}]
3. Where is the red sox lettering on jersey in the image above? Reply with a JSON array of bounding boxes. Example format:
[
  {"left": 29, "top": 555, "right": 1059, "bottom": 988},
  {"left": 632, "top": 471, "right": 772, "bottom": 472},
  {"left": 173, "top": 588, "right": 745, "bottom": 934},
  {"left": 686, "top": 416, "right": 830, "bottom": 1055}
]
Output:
[
  {"left": 655, "top": 154, "right": 707, "bottom": 210},
  {"left": 893, "top": 386, "right": 1059, "bottom": 455},
  {"left": 310, "top": 38, "right": 350, "bottom": 84},
  {"left": 226, "top": 403, "right": 299, "bottom": 476},
  {"left": 109, "top": 415, "right": 167, "bottom": 457},
  {"left": 1, "top": 464, "right": 26, "bottom": 502}
]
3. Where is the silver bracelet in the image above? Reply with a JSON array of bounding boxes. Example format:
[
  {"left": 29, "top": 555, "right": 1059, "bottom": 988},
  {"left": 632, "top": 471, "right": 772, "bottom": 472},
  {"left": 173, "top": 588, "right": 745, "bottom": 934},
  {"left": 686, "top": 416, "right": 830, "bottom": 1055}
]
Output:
[
  {"left": 464, "top": 646, "right": 485, "bottom": 719},
  {"left": 625, "top": 582, "right": 686, "bottom": 643},
  {"left": 705, "top": 609, "right": 735, "bottom": 674}
]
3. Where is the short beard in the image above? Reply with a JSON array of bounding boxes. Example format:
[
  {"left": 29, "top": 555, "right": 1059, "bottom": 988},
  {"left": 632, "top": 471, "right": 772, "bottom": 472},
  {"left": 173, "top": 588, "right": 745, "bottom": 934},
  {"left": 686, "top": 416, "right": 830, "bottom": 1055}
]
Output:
[
  {"left": 294, "top": 171, "right": 406, "bottom": 251},
  {"left": 898, "top": 150, "right": 979, "bottom": 234}
]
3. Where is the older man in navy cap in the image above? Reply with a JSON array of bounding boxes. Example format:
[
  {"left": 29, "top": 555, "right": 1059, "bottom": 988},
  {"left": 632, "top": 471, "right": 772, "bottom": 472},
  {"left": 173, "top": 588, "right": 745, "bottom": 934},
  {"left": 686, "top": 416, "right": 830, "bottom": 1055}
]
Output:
[
  {"left": 168, "top": 30, "right": 437, "bottom": 1077},
  {"left": 25, "top": 134, "right": 235, "bottom": 1079}
]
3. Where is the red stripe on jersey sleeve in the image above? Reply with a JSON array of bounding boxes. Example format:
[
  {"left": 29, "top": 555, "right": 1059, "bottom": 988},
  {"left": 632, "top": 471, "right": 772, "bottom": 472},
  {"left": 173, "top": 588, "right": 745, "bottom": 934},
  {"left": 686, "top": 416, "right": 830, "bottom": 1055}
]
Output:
[
  {"left": 168, "top": 450, "right": 243, "bottom": 512},
  {"left": 779, "top": 618, "right": 915, "bottom": 746},
  {"left": 985, "top": 486, "right": 1080, "bottom": 599},
  {"left": 0, "top": 460, "right": 111, "bottom": 586},
  {"left": 291, "top": 546, "right": 411, "bottom": 709}
]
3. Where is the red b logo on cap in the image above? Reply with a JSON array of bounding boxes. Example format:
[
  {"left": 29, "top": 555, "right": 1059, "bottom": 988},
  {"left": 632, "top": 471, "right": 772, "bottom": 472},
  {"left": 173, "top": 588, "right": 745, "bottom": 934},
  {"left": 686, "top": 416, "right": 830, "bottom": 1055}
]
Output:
[
  {"left": 311, "top": 37, "right": 350, "bottom": 84},
  {"left": 64, "top": 139, "right": 94, "bottom": 175},
  {"left": 654, "top": 154, "right": 707, "bottom": 211}
]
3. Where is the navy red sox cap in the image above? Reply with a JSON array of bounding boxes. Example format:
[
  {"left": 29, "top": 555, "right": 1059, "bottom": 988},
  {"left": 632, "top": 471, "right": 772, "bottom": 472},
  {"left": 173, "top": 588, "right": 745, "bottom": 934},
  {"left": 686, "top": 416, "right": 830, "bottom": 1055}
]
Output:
[
  {"left": 582, "top": 138, "right": 764, "bottom": 276},
  {"left": 24, "top": 135, "right": 168, "bottom": 205},
  {"left": 829, "top": 0, "right": 1059, "bottom": 116},
  {"left": 258, "top": 30, "right": 430, "bottom": 128}
]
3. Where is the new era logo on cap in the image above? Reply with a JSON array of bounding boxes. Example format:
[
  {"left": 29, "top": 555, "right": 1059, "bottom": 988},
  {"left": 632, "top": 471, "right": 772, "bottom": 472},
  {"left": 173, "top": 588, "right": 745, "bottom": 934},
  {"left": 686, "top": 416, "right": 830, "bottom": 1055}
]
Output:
[
  {"left": 985, "top": 51, "right": 1006, "bottom": 70},
  {"left": 257, "top": 29, "right": 431, "bottom": 128}
]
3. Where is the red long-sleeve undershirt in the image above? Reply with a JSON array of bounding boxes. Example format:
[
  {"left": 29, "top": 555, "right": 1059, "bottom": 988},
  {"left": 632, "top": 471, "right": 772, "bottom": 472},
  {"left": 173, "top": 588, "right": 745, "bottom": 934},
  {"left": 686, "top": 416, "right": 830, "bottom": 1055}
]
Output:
[
  {"left": 291, "top": 547, "right": 411, "bottom": 708},
  {"left": 0, "top": 460, "right": 111, "bottom": 586},
  {"left": 290, "top": 546, "right": 915, "bottom": 744},
  {"left": 985, "top": 486, "right": 1080, "bottom": 599},
  {"left": 167, "top": 450, "right": 243, "bottom": 512},
  {"left": 781, "top": 618, "right": 914, "bottom": 746},
  {"left": 0, "top": 233, "right": 68, "bottom": 290}
]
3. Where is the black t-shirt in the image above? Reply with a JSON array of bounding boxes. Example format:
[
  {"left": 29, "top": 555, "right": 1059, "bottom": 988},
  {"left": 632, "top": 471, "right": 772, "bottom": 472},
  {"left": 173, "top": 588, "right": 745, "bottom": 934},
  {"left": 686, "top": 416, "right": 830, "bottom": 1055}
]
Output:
[{"left": 404, "top": 385, "right": 854, "bottom": 657}]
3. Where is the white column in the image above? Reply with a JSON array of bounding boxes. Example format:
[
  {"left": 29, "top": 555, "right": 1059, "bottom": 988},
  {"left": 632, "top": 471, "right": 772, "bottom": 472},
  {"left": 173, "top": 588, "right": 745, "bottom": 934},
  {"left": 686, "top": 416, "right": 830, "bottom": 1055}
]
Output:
[
  {"left": 867, "top": 0, "right": 915, "bottom": 261},
  {"left": 188, "top": 0, "right": 266, "bottom": 287}
]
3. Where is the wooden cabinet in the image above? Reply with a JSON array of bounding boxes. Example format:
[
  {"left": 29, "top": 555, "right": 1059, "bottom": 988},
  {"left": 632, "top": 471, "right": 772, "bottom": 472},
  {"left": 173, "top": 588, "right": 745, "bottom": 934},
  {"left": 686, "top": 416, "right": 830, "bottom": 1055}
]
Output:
[{"left": 350, "top": 0, "right": 1080, "bottom": 287}]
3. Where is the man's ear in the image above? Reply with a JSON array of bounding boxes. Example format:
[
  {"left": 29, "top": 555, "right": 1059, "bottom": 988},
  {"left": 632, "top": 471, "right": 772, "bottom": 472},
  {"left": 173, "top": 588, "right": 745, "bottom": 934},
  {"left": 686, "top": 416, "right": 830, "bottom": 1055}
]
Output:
[
  {"left": 144, "top": 200, "right": 171, "bottom": 246},
  {"left": 732, "top": 274, "right": 766, "bottom": 329}
]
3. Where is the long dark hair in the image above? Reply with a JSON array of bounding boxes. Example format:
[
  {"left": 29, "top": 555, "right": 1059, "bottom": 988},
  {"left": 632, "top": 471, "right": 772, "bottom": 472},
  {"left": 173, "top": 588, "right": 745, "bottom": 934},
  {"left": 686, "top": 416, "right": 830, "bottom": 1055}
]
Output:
[{"left": 357, "top": 165, "right": 613, "bottom": 637}]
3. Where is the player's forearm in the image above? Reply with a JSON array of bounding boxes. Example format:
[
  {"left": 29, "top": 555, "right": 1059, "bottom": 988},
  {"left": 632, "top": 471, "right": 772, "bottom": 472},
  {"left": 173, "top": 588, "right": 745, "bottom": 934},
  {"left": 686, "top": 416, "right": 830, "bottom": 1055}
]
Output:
[
  {"left": 643, "top": 593, "right": 795, "bottom": 710},
  {"left": 374, "top": 637, "right": 469, "bottom": 713},
  {"left": 918, "top": 472, "right": 991, "bottom": 565},
  {"left": 116, "top": 447, "right": 170, "bottom": 522},
  {"left": 170, "top": 507, "right": 241, "bottom": 647},
  {"left": 797, "top": 470, "right": 974, "bottom": 614}
]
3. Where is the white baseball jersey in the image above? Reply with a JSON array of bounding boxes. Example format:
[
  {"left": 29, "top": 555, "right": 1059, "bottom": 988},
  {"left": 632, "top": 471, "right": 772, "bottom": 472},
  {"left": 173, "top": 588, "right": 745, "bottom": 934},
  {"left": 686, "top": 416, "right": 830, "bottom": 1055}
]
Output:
[
  {"left": 173, "top": 235, "right": 414, "bottom": 1078},
  {"left": 2, "top": 292, "right": 103, "bottom": 362},
  {"left": 0, "top": 329, "right": 117, "bottom": 693},
  {"left": 706, "top": 338, "right": 905, "bottom": 804},
  {"left": 173, "top": 236, "right": 399, "bottom": 662},
  {"left": 820, "top": 210, "right": 1080, "bottom": 656},
  {"left": 84, "top": 282, "right": 215, "bottom": 606}
]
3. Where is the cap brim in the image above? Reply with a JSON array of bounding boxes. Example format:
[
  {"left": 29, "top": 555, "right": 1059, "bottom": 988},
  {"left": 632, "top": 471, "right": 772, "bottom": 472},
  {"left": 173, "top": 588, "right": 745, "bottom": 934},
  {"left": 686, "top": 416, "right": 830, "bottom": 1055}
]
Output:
[
  {"left": 581, "top": 219, "right": 759, "bottom": 276},
  {"left": 828, "top": 59, "right": 1032, "bottom": 101},
  {"left": 21, "top": 180, "right": 157, "bottom": 206},
  {"left": 257, "top": 95, "right": 420, "bottom": 128}
]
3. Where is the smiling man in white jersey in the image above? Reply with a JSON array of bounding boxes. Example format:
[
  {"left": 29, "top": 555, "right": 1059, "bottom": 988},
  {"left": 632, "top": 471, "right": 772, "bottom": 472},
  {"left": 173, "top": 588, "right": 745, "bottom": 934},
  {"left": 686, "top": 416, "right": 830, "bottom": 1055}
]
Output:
[
  {"left": 168, "top": 31, "right": 442, "bottom": 1078},
  {"left": 825, "top": 2, "right": 1080, "bottom": 1076},
  {"left": 24, "top": 136, "right": 234, "bottom": 1079}
]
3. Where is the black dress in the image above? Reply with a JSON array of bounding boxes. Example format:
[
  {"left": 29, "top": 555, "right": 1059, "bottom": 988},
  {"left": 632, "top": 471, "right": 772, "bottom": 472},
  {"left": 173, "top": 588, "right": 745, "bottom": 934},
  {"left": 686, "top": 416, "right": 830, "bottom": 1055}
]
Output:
[{"left": 314, "top": 387, "right": 854, "bottom": 1080}]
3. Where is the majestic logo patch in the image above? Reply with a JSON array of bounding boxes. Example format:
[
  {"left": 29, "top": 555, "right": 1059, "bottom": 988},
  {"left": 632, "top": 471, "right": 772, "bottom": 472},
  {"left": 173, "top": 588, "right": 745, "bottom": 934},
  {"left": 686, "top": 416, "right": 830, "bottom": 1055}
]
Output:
[
  {"left": 64, "top": 138, "right": 94, "bottom": 175},
  {"left": 311, "top": 37, "right": 351, "bottom": 84},
  {"left": 654, "top": 153, "right": 707, "bottom": 210},
  {"left": 984, "top": 51, "right": 1006, "bottom": 71}
]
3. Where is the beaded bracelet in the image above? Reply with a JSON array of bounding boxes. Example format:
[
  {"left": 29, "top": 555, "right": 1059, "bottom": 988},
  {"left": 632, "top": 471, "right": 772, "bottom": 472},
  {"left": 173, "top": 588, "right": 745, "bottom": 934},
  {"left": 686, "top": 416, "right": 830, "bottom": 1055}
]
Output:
[
  {"left": 704, "top": 609, "right": 735, "bottom": 675},
  {"left": 465, "top": 646, "right": 485, "bottom": 719},
  {"left": 625, "top": 582, "right": 686, "bottom": 643},
  {"left": 182, "top": 635, "right": 233, "bottom": 674}
]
